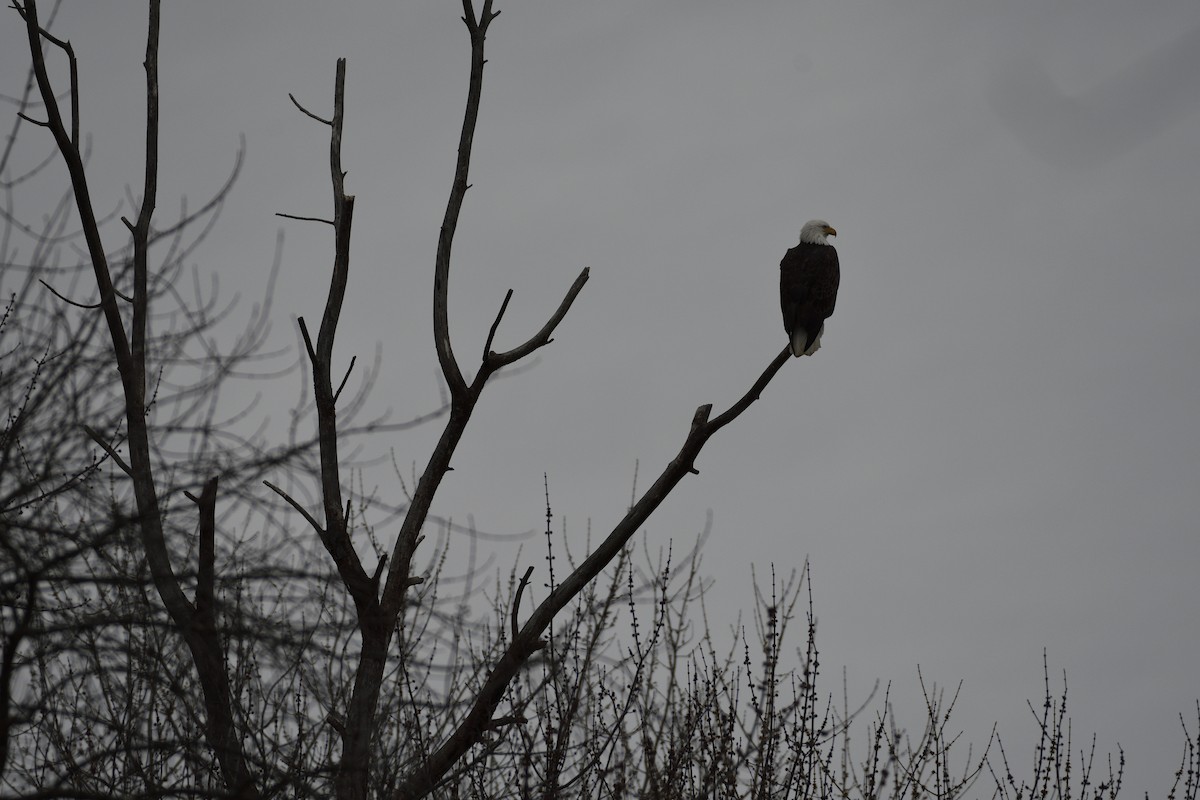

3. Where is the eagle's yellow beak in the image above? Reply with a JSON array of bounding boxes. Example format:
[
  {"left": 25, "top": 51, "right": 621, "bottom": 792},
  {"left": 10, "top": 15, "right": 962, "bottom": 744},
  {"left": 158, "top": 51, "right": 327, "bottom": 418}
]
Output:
[{"left": 825, "top": 226, "right": 837, "bottom": 237}]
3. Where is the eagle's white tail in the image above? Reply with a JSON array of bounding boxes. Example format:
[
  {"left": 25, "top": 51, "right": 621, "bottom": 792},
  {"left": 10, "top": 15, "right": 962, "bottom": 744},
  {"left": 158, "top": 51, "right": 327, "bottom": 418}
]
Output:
[{"left": 790, "top": 324, "right": 824, "bottom": 357}]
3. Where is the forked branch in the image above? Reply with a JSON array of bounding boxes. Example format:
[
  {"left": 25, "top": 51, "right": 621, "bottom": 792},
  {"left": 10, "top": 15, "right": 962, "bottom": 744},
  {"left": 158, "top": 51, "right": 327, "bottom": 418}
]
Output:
[
  {"left": 282, "top": 58, "right": 372, "bottom": 612},
  {"left": 393, "top": 347, "right": 793, "bottom": 799},
  {"left": 380, "top": 0, "right": 588, "bottom": 624},
  {"left": 432, "top": 0, "right": 502, "bottom": 396},
  {"left": 281, "top": 58, "right": 393, "bottom": 800},
  {"left": 482, "top": 267, "right": 590, "bottom": 371}
]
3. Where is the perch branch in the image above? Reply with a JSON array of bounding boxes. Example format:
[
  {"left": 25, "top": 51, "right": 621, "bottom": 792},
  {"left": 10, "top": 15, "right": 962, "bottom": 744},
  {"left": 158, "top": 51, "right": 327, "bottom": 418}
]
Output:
[{"left": 393, "top": 346, "right": 793, "bottom": 799}]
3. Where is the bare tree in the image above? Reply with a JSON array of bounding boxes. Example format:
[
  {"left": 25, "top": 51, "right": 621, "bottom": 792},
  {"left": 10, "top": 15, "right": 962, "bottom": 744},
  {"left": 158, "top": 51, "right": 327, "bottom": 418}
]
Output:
[
  {"left": 9, "top": 3, "right": 1187, "bottom": 800},
  {"left": 1, "top": 4, "right": 407, "bottom": 795},
  {"left": 267, "top": 2, "right": 797, "bottom": 796},
  {"left": 8, "top": 0, "right": 791, "bottom": 796}
]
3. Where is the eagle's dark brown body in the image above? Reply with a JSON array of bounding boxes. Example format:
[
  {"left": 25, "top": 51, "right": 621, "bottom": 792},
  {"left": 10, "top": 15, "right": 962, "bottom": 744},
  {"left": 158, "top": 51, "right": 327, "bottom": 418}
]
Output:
[{"left": 780, "top": 237, "right": 840, "bottom": 357}]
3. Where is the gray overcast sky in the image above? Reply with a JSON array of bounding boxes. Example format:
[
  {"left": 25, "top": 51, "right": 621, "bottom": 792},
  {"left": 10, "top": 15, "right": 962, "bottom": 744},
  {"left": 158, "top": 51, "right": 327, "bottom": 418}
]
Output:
[{"left": 4, "top": 1, "right": 1199, "bottom": 794}]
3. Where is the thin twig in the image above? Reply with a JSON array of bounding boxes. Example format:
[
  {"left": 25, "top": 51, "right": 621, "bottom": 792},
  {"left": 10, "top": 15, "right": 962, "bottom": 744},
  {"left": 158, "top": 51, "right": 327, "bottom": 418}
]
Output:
[
  {"left": 39, "top": 278, "right": 101, "bottom": 309},
  {"left": 15, "top": 112, "right": 49, "bottom": 128},
  {"left": 482, "top": 289, "right": 513, "bottom": 360},
  {"left": 276, "top": 212, "right": 333, "bottom": 225},
  {"left": 333, "top": 355, "right": 356, "bottom": 405},
  {"left": 263, "top": 480, "right": 325, "bottom": 537},
  {"left": 288, "top": 92, "right": 332, "bottom": 125},
  {"left": 81, "top": 425, "right": 132, "bottom": 477},
  {"left": 297, "top": 316, "right": 318, "bottom": 366},
  {"left": 511, "top": 565, "right": 534, "bottom": 641}
]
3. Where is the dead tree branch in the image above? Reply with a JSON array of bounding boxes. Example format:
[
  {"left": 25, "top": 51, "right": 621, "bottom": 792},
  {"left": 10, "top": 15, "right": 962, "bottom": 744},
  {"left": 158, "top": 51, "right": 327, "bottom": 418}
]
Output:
[
  {"left": 290, "top": 58, "right": 371, "bottom": 614},
  {"left": 392, "top": 347, "right": 791, "bottom": 799},
  {"left": 431, "top": 0, "right": 500, "bottom": 398},
  {"left": 274, "top": 7, "right": 584, "bottom": 797},
  {"left": 379, "top": 0, "right": 586, "bottom": 627},
  {"left": 281, "top": 58, "right": 387, "bottom": 800}
]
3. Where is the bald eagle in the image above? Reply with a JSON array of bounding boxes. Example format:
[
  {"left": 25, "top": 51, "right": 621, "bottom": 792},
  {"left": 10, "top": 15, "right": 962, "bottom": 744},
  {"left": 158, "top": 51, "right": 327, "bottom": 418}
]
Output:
[{"left": 780, "top": 220, "right": 840, "bottom": 357}]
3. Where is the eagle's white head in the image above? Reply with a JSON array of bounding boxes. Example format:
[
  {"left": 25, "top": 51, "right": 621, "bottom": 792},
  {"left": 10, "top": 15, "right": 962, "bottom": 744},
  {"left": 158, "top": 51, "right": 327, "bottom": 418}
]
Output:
[{"left": 800, "top": 219, "right": 837, "bottom": 245}]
